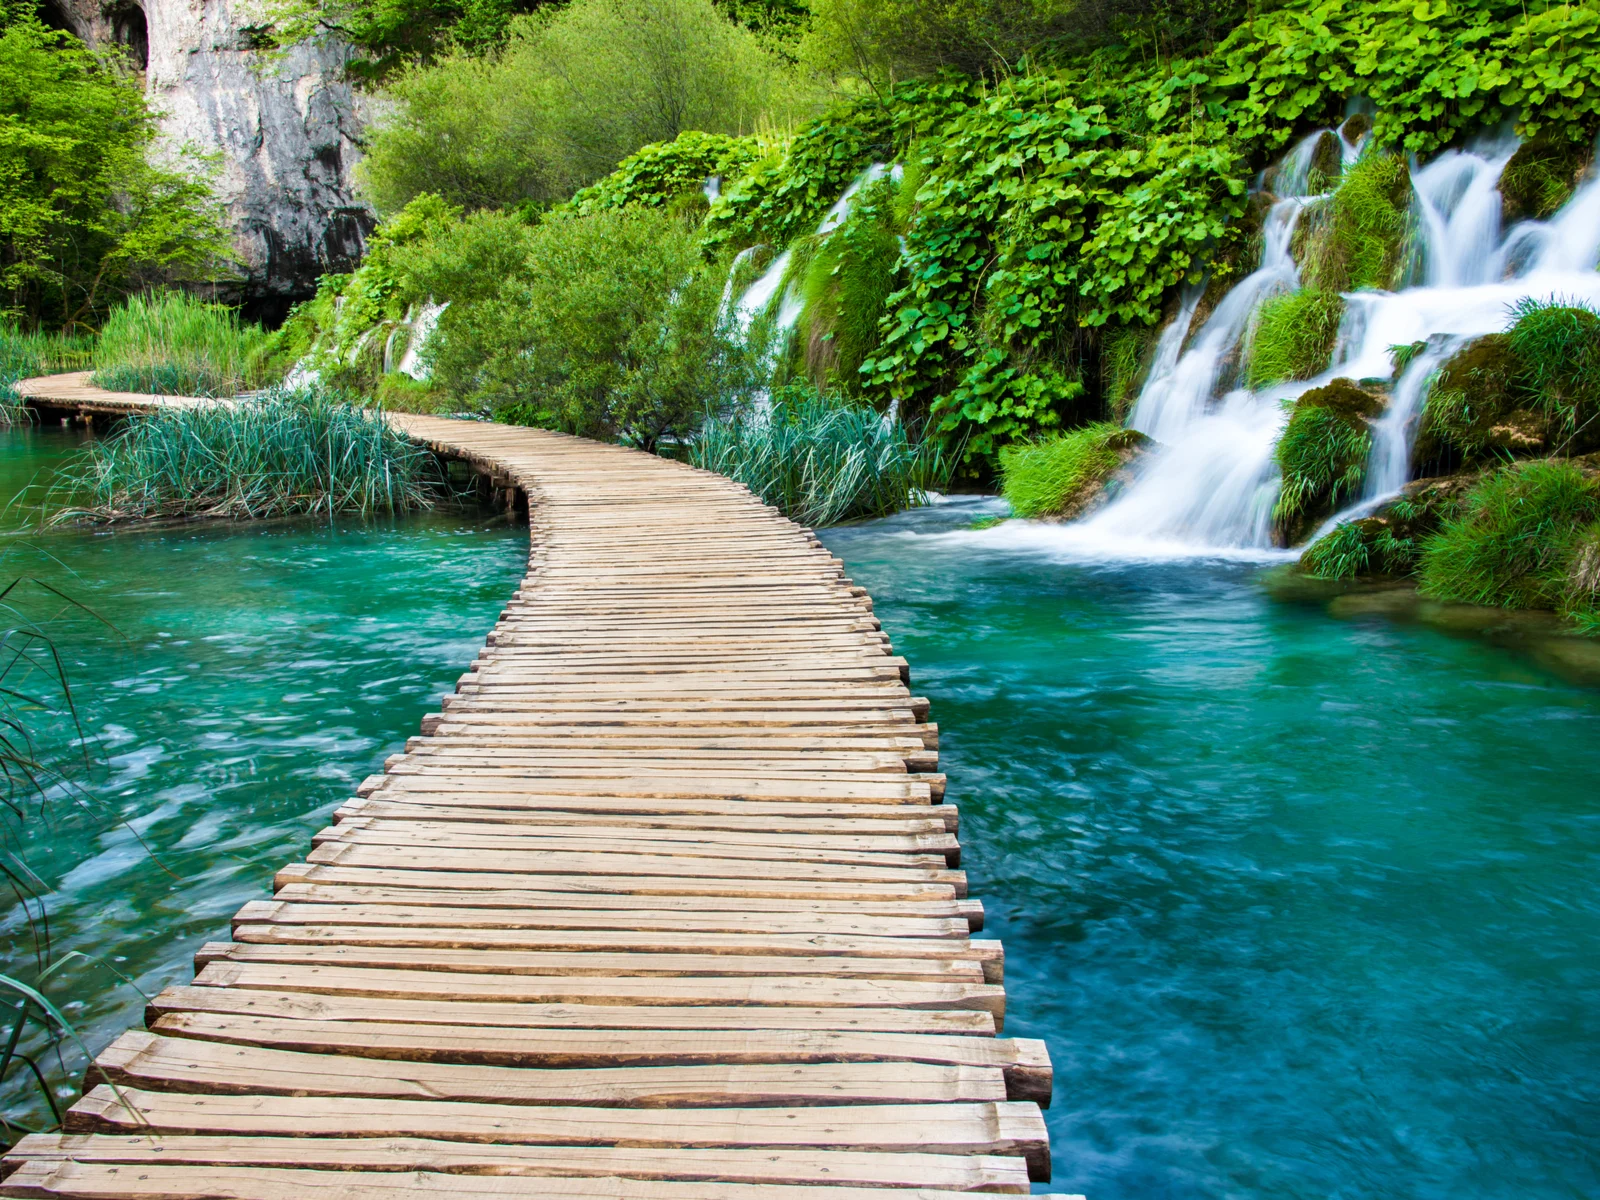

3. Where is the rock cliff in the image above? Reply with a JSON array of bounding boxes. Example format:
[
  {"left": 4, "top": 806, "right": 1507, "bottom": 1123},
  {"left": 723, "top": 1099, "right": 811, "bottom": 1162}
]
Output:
[{"left": 43, "top": 0, "right": 373, "bottom": 322}]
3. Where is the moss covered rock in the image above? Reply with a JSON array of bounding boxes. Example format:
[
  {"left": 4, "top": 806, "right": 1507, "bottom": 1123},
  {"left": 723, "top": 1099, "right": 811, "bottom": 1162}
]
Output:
[
  {"left": 1500, "top": 137, "right": 1593, "bottom": 224},
  {"left": 1505, "top": 298, "right": 1600, "bottom": 453},
  {"left": 1247, "top": 289, "right": 1345, "bottom": 388},
  {"left": 1300, "top": 473, "right": 1474, "bottom": 579},
  {"left": 1414, "top": 334, "right": 1539, "bottom": 471},
  {"left": 1274, "top": 378, "right": 1385, "bottom": 544},
  {"left": 1299, "top": 151, "right": 1411, "bottom": 292},
  {"left": 1000, "top": 423, "right": 1150, "bottom": 520}
]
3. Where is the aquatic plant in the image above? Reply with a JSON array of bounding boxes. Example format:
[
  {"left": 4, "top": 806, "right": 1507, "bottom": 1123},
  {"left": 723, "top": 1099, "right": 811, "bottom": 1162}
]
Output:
[
  {"left": 1000, "top": 422, "right": 1144, "bottom": 519},
  {"left": 1418, "top": 460, "right": 1600, "bottom": 610},
  {"left": 1504, "top": 297, "right": 1600, "bottom": 453},
  {"left": 1246, "top": 289, "right": 1345, "bottom": 388},
  {"left": 90, "top": 292, "right": 271, "bottom": 399},
  {"left": 51, "top": 386, "right": 439, "bottom": 522},
  {"left": 688, "top": 385, "right": 948, "bottom": 526},
  {"left": 1273, "top": 379, "right": 1382, "bottom": 543}
]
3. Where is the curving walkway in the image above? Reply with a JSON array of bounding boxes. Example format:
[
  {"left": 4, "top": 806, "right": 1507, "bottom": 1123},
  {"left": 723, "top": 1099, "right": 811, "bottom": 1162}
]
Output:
[{"left": 1, "top": 379, "right": 1067, "bottom": 1199}]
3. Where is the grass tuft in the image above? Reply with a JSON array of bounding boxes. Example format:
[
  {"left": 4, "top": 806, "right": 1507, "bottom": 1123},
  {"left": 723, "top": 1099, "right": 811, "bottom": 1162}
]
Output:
[
  {"left": 1000, "top": 422, "right": 1146, "bottom": 519},
  {"left": 89, "top": 292, "right": 270, "bottom": 399},
  {"left": 1505, "top": 296, "right": 1600, "bottom": 452},
  {"left": 1418, "top": 460, "right": 1600, "bottom": 609},
  {"left": 1246, "top": 289, "right": 1345, "bottom": 389},
  {"left": 1300, "top": 151, "right": 1411, "bottom": 292},
  {"left": 689, "top": 385, "right": 948, "bottom": 527},
  {"left": 51, "top": 385, "right": 439, "bottom": 523},
  {"left": 1273, "top": 378, "right": 1383, "bottom": 542}
]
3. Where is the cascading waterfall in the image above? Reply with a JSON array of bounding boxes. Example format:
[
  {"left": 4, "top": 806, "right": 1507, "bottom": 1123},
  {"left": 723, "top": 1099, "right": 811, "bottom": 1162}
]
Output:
[{"left": 1044, "top": 133, "right": 1600, "bottom": 560}]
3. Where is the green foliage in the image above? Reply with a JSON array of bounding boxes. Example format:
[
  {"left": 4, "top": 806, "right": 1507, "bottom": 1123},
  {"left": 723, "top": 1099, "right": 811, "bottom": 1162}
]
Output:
[
  {"left": 1101, "top": 323, "right": 1153, "bottom": 420},
  {"left": 1246, "top": 289, "right": 1344, "bottom": 388},
  {"left": 0, "top": 18, "right": 229, "bottom": 330},
  {"left": 928, "top": 354, "right": 1087, "bottom": 468},
  {"left": 359, "top": 0, "right": 805, "bottom": 215},
  {"left": 1565, "top": 524, "right": 1600, "bottom": 632},
  {"left": 1505, "top": 297, "right": 1600, "bottom": 453},
  {"left": 428, "top": 208, "right": 759, "bottom": 448},
  {"left": 689, "top": 383, "right": 949, "bottom": 526},
  {"left": 1499, "top": 137, "right": 1590, "bottom": 223},
  {"left": 265, "top": 0, "right": 549, "bottom": 79},
  {"left": 1299, "top": 152, "right": 1410, "bottom": 292},
  {"left": 796, "top": 174, "right": 904, "bottom": 394},
  {"left": 1418, "top": 460, "right": 1600, "bottom": 610},
  {"left": 799, "top": 0, "right": 1074, "bottom": 87},
  {"left": 1416, "top": 333, "right": 1531, "bottom": 467},
  {"left": 52, "top": 385, "right": 440, "bottom": 522},
  {"left": 1000, "top": 421, "right": 1141, "bottom": 518},
  {"left": 1272, "top": 378, "right": 1382, "bottom": 542},
  {"left": 569, "top": 132, "right": 766, "bottom": 215},
  {"left": 0, "top": 322, "right": 92, "bottom": 412},
  {"left": 1300, "top": 479, "right": 1467, "bottom": 579},
  {"left": 89, "top": 292, "right": 270, "bottom": 398}
]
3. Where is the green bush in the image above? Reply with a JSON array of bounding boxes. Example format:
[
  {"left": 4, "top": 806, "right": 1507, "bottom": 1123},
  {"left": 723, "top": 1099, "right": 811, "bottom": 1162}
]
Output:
[
  {"left": 358, "top": 0, "right": 805, "bottom": 214},
  {"left": 1418, "top": 460, "right": 1600, "bottom": 610},
  {"left": 999, "top": 421, "right": 1143, "bottom": 518},
  {"left": 51, "top": 384, "right": 440, "bottom": 522},
  {"left": 689, "top": 384, "right": 949, "bottom": 526},
  {"left": 0, "top": 17, "right": 228, "bottom": 330},
  {"left": 569, "top": 131, "right": 767, "bottom": 215},
  {"left": 89, "top": 292, "right": 271, "bottom": 398},
  {"left": 1299, "top": 152, "right": 1411, "bottom": 292},
  {"left": 1246, "top": 289, "right": 1345, "bottom": 388},
  {"left": 427, "top": 208, "right": 759, "bottom": 448},
  {"left": 1273, "top": 378, "right": 1383, "bottom": 542},
  {"left": 1505, "top": 297, "right": 1600, "bottom": 453}
]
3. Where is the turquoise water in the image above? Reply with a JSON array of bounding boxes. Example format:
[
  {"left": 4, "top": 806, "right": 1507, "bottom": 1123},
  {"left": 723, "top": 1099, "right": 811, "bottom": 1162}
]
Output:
[
  {"left": 821, "top": 499, "right": 1600, "bottom": 1200},
  {"left": 0, "top": 426, "right": 527, "bottom": 1125},
  {"left": 3, "top": 423, "right": 1596, "bottom": 1199}
]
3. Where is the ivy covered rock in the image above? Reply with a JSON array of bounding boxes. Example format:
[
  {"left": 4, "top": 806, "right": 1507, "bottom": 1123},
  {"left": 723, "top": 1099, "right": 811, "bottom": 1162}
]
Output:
[
  {"left": 1273, "top": 377, "right": 1385, "bottom": 544},
  {"left": 569, "top": 132, "right": 767, "bottom": 216}
]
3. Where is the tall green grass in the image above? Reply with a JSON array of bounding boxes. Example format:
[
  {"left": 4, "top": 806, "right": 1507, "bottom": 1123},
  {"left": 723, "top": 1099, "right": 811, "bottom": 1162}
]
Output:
[
  {"left": 0, "top": 324, "right": 95, "bottom": 425},
  {"left": 1418, "top": 461, "right": 1600, "bottom": 610},
  {"left": 1000, "top": 422, "right": 1137, "bottom": 518},
  {"left": 1273, "top": 379, "right": 1383, "bottom": 541},
  {"left": 689, "top": 387, "right": 948, "bottom": 527},
  {"left": 1246, "top": 289, "right": 1345, "bottom": 388},
  {"left": 1505, "top": 297, "right": 1600, "bottom": 452},
  {"left": 89, "top": 292, "right": 271, "bottom": 399},
  {"left": 52, "top": 386, "right": 440, "bottom": 522}
]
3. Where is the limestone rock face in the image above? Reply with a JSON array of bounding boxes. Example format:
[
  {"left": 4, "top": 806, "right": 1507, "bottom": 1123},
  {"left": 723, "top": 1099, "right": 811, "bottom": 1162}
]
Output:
[{"left": 47, "top": 0, "right": 374, "bottom": 319}]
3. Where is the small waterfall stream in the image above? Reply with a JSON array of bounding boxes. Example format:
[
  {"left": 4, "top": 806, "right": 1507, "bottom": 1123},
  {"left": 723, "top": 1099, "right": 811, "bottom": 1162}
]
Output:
[{"left": 1039, "top": 135, "right": 1600, "bottom": 559}]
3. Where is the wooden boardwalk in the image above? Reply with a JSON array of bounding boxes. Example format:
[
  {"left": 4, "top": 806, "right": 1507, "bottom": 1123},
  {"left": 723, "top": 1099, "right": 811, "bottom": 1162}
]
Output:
[{"left": 2, "top": 381, "right": 1067, "bottom": 1198}]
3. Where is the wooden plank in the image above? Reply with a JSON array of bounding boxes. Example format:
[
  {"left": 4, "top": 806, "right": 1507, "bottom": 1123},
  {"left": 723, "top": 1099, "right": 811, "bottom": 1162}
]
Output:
[
  {"left": 89, "top": 1032, "right": 1009, "bottom": 1107},
  {"left": 148, "top": 1013, "right": 1049, "bottom": 1102},
  {"left": 2, "top": 1135, "right": 1032, "bottom": 1192},
  {"left": 63, "top": 1088, "right": 1053, "bottom": 1179}
]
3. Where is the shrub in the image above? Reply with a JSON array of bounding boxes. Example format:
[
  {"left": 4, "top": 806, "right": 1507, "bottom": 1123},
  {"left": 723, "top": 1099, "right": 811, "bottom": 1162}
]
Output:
[
  {"left": 569, "top": 131, "right": 767, "bottom": 215},
  {"left": 1273, "top": 378, "right": 1383, "bottom": 543},
  {"left": 1418, "top": 460, "right": 1600, "bottom": 610},
  {"left": 1246, "top": 289, "right": 1345, "bottom": 388},
  {"left": 89, "top": 292, "right": 271, "bottom": 398},
  {"left": 689, "top": 384, "right": 948, "bottom": 526},
  {"left": 51, "top": 384, "right": 439, "bottom": 522},
  {"left": 0, "top": 18, "right": 229, "bottom": 330},
  {"left": 359, "top": 0, "right": 805, "bottom": 214},
  {"left": 999, "top": 421, "right": 1145, "bottom": 518},
  {"left": 428, "top": 209, "right": 760, "bottom": 448},
  {"left": 1505, "top": 297, "right": 1600, "bottom": 453},
  {"left": 1298, "top": 152, "right": 1411, "bottom": 292}
]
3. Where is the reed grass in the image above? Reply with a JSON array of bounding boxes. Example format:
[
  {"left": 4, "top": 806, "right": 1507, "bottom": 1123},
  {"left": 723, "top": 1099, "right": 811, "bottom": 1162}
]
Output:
[
  {"left": 689, "top": 387, "right": 948, "bottom": 527},
  {"left": 89, "top": 292, "right": 271, "bottom": 399},
  {"left": 51, "top": 386, "right": 440, "bottom": 523},
  {"left": 0, "top": 324, "right": 95, "bottom": 426}
]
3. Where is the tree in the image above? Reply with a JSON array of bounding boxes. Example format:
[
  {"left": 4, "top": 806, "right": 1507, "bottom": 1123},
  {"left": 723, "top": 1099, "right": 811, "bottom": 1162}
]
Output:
[
  {"left": 0, "top": 18, "right": 229, "bottom": 331},
  {"left": 358, "top": 0, "right": 808, "bottom": 215}
]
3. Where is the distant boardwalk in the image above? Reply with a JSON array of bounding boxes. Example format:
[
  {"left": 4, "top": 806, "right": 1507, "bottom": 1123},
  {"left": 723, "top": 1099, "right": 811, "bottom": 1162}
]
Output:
[{"left": 3, "top": 378, "right": 1066, "bottom": 1199}]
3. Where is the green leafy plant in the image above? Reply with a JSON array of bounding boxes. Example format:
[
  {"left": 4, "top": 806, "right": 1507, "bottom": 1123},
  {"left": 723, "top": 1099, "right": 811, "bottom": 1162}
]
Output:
[
  {"left": 1273, "top": 378, "right": 1382, "bottom": 542},
  {"left": 689, "top": 384, "right": 949, "bottom": 526},
  {"left": 1418, "top": 460, "right": 1600, "bottom": 610},
  {"left": 51, "top": 385, "right": 440, "bottom": 522},
  {"left": 89, "top": 292, "right": 270, "bottom": 398},
  {"left": 1246, "top": 290, "right": 1345, "bottom": 388},
  {"left": 569, "top": 131, "right": 767, "bottom": 215}
]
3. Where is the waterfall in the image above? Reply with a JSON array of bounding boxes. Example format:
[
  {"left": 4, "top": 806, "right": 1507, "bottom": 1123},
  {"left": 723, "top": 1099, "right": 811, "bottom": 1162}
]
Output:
[
  {"left": 397, "top": 300, "right": 449, "bottom": 381},
  {"left": 1042, "top": 135, "right": 1600, "bottom": 560}
]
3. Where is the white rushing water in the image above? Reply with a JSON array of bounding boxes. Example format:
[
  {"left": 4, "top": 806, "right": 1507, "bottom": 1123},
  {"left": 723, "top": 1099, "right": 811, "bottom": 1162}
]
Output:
[{"left": 1019, "top": 131, "right": 1600, "bottom": 561}]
